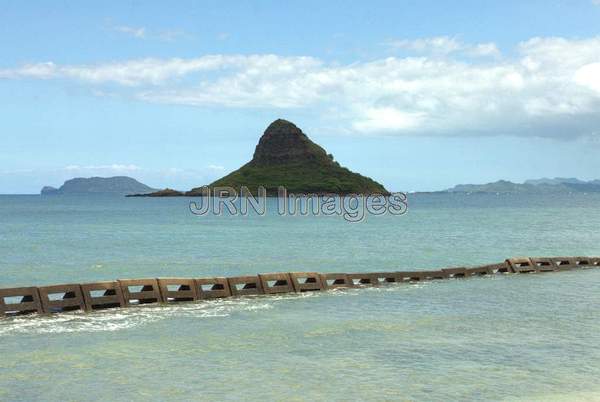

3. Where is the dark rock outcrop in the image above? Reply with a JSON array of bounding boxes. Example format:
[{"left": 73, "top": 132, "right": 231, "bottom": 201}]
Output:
[
  {"left": 251, "top": 119, "right": 330, "bottom": 166},
  {"left": 127, "top": 188, "right": 184, "bottom": 197},
  {"left": 139, "top": 119, "right": 389, "bottom": 197},
  {"left": 200, "top": 119, "right": 389, "bottom": 195}
]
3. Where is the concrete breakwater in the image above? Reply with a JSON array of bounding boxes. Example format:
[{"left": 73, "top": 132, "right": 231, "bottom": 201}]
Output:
[{"left": 1, "top": 256, "right": 597, "bottom": 318}]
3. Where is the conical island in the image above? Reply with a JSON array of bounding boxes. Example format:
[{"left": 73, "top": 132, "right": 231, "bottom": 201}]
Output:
[{"left": 137, "top": 119, "right": 389, "bottom": 196}]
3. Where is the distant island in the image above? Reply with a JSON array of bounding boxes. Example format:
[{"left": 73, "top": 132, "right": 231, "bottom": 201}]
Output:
[
  {"left": 41, "top": 176, "right": 157, "bottom": 196},
  {"left": 440, "top": 178, "right": 600, "bottom": 194},
  {"left": 132, "top": 119, "right": 389, "bottom": 197}
]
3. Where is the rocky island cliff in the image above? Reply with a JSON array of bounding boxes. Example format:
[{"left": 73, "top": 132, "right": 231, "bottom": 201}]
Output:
[{"left": 135, "top": 119, "right": 389, "bottom": 196}]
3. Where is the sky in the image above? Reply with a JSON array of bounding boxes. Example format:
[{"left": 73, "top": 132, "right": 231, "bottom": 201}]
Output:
[{"left": 2, "top": 0, "right": 600, "bottom": 193}]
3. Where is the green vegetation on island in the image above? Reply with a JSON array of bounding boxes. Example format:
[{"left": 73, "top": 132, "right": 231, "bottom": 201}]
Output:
[{"left": 135, "top": 119, "right": 389, "bottom": 197}]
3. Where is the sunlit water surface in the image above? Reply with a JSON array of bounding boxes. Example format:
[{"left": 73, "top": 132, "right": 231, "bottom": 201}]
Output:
[{"left": 1, "top": 194, "right": 599, "bottom": 401}]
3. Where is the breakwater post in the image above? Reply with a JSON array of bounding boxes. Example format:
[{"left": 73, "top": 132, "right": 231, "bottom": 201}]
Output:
[{"left": 1, "top": 256, "right": 598, "bottom": 318}]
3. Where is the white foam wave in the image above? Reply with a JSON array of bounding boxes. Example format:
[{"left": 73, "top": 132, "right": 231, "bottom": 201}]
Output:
[{"left": 0, "top": 291, "right": 319, "bottom": 335}]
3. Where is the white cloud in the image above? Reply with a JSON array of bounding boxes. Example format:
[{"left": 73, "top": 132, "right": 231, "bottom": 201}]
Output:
[
  {"left": 0, "top": 62, "right": 57, "bottom": 79},
  {"left": 386, "top": 36, "right": 464, "bottom": 55},
  {"left": 0, "top": 55, "right": 321, "bottom": 87},
  {"left": 114, "top": 25, "right": 146, "bottom": 39},
  {"left": 111, "top": 24, "right": 190, "bottom": 42},
  {"left": 63, "top": 164, "right": 141, "bottom": 173},
  {"left": 574, "top": 62, "right": 600, "bottom": 93},
  {"left": 2, "top": 36, "right": 600, "bottom": 139},
  {"left": 466, "top": 43, "right": 501, "bottom": 58},
  {"left": 352, "top": 107, "right": 425, "bottom": 132},
  {"left": 385, "top": 36, "right": 500, "bottom": 58},
  {"left": 56, "top": 164, "right": 229, "bottom": 178}
]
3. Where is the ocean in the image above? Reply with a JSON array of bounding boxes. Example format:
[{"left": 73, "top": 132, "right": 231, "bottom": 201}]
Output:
[{"left": 1, "top": 193, "right": 600, "bottom": 401}]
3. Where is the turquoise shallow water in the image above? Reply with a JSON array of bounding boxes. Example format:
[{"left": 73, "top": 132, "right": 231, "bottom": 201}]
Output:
[{"left": 1, "top": 193, "right": 600, "bottom": 401}]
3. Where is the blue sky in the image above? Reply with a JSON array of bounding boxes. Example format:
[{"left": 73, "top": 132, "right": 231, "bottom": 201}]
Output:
[{"left": 2, "top": 0, "right": 600, "bottom": 193}]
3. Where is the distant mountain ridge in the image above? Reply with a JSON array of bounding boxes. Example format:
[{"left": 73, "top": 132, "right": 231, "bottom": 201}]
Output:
[
  {"left": 444, "top": 178, "right": 600, "bottom": 194},
  {"left": 41, "top": 176, "right": 157, "bottom": 195},
  {"left": 523, "top": 177, "right": 600, "bottom": 186}
]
